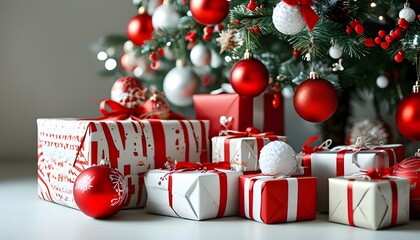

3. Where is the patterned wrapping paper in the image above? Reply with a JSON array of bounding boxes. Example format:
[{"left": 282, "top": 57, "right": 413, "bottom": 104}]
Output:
[
  {"left": 193, "top": 93, "right": 284, "bottom": 139},
  {"left": 329, "top": 176, "right": 410, "bottom": 230},
  {"left": 301, "top": 144, "right": 405, "bottom": 213},
  {"left": 37, "top": 118, "right": 209, "bottom": 209},
  {"left": 212, "top": 135, "right": 288, "bottom": 171},
  {"left": 239, "top": 174, "right": 317, "bottom": 224},
  {"left": 145, "top": 169, "right": 243, "bottom": 221}
]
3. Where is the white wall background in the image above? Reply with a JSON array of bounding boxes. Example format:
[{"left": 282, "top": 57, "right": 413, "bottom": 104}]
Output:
[{"left": 2, "top": 0, "right": 410, "bottom": 164}]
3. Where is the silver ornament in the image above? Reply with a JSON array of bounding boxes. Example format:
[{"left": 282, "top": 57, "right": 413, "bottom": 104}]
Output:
[
  {"left": 329, "top": 44, "right": 343, "bottom": 59},
  {"left": 190, "top": 44, "right": 211, "bottom": 67},
  {"left": 152, "top": 3, "right": 181, "bottom": 29},
  {"left": 376, "top": 75, "right": 389, "bottom": 88},
  {"left": 399, "top": 3, "right": 416, "bottom": 23},
  {"left": 272, "top": 1, "right": 305, "bottom": 35},
  {"left": 163, "top": 64, "right": 199, "bottom": 106}
]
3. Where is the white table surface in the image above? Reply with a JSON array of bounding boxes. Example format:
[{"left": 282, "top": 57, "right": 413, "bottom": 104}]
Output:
[{"left": 1, "top": 161, "right": 419, "bottom": 240}]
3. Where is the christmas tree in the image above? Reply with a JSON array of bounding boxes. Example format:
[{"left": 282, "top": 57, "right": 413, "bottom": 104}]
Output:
[{"left": 93, "top": 0, "right": 420, "bottom": 146}]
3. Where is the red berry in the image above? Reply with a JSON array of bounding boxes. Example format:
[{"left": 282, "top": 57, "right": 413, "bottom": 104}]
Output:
[
  {"left": 378, "top": 30, "right": 387, "bottom": 37},
  {"left": 349, "top": 20, "right": 358, "bottom": 28},
  {"left": 216, "top": 24, "right": 224, "bottom": 32},
  {"left": 394, "top": 52, "right": 404, "bottom": 63},
  {"left": 385, "top": 35, "right": 394, "bottom": 43},
  {"left": 380, "top": 42, "right": 389, "bottom": 49},
  {"left": 157, "top": 48, "right": 164, "bottom": 56},
  {"left": 202, "top": 34, "right": 211, "bottom": 41},
  {"left": 364, "top": 38, "right": 375, "bottom": 47},
  {"left": 355, "top": 24, "right": 364, "bottom": 34},
  {"left": 150, "top": 61, "right": 160, "bottom": 69},
  {"left": 252, "top": 26, "right": 261, "bottom": 34},
  {"left": 204, "top": 26, "right": 214, "bottom": 35},
  {"left": 149, "top": 52, "right": 157, "bottom": 61},
  {"left": 398, "top": 18, "right": 409, "bottom": 30},
  {"left": 374, "top": 36, "right": 382, "bottom": 44},
  {"left": 247, "top": 0, "right": 257, "bottom": 11},
  {"left": 392, "top": 28, "right": 402, "bottom": 38},
  {"left": 346, "top": 26, "right": 353, "bottom": 35},
  {"left": 293, "top": 49, "right": 300, "bottom": 57},
  {"left": 398, "top": 50, "right": 404, "bottom": 55}
]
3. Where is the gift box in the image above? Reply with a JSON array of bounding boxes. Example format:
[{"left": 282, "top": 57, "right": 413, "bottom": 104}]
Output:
[
  {"left": 329, "top": 176, "right": 410, "bottom": 230},
  {"left": 145, "top": 169, "right": 242, "bottom": 221},
  {"left": 212, "top": 135, "right": 288, "bottom": 171},
  {"left": 37, "top": 118, "right": 209, "bottom": 209},
  {"left": 239, "top": 174, "right": 317, "bottom": 224},
  {"left": 193, "top": 93, "right": 284, "bottom": 138},
  {"left": 301, "top": 144, "right": 405, "bottom": 213}
]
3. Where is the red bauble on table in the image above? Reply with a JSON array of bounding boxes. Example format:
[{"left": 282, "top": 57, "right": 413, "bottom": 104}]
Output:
[
  {"left": 293, "top": 72, "right": 338, "bottom": 122},
  {"left": 396, "top": 91, "right": 420, "bottom": 141},
  {"left": 127, "top": 11, "right": 154, "bottom": 46},
  {"left": 190, "top": 0, "right": 230, "bottom": 25},
  {"left": 73, "top": 160, "right": 128, "bottom": 218},
  {"left": 393, "top": 155, "right": 420, "bottom": 217},
  {"left": 230, "top": 50, "right": 269, "bottom": 98}
]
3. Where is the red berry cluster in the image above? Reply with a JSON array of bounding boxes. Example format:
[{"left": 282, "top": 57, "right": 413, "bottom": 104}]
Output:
[
  {"left": 364, "top": 18, "right": 410, "bottom": 62},
  {"left": 148, "top": 48, "right": 164, "bottom": 69},
  {"left": 346, "top": 19, "right": 364, "bottom": 35},
  {"left": 203, "top": 26, "right": 214, "bottom": 41}
]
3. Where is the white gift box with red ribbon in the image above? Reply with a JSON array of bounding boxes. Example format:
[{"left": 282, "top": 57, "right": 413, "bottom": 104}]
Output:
[
  {"left": 329, "top": 176, "right": 410, "bottom": 230},
  {"left": 145, "top": 169, "right": 242, "bottom": 220},
  {"left": 37, "top": 118, "right": 209, "bottom": 209},
  {"left": 212, "top": 135, "right": 287, "bottom": 171},
  {"left": 301, "top": 143, "right": 405, "bottom": 213}
]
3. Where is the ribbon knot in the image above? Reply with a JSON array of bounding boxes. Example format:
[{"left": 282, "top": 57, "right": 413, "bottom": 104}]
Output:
[
  {"left": 219, "top": 127, "right": 275, "bottom": 137},
  {"left": 359, "top": 167, "right": 394, "bottom": 180},
  {"left": 301, "top": 135, "right": 332, "bottom": 153},
  {"left": 283, "top": 0, "right": 319, "bottom": 31}
]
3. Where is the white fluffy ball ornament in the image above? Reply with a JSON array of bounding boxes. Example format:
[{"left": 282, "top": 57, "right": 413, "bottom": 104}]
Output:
[
  {"left": 272, "top": 1, "right": 306, "bottom": 35},
  {"left": 259, "top": 141, "right": 302, "bottom": 176}
]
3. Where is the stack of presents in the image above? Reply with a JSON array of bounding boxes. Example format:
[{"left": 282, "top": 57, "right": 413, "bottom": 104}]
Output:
[{"left": 38, "top": 91, "right": 412, "bottom": 230}]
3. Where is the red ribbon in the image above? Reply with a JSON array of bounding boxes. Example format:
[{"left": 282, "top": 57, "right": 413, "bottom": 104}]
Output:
[
  {"left": 301, "top": 135, "right": 325, "bottom": 153},
  {"left": 359, "top": 167, "right": 394, "bottom": 179},
  {"left": 283, "top": 0, "right": 319, "bottom": 31},
  {"left": 172, "top": 161, "right": 232, "bottom": 171},
  {"left": 347, "top": 178, "right": 398, "bottom": 227},
  {"left": 302, "top": 135, "right": 329, "bottom": 176}
]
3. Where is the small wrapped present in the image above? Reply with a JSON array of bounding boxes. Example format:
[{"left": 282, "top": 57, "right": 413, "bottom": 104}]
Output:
[
  {"left": 193, "top": 92, "right": 284, "bottom": 138},
  {"left": 37, "top": 117, "right": 209, "bottom": 209},
  {"left": 239, "top": 174, "right": 317, "bottom": 224},
  {"left": 211, "top": 127, "right": 287, "bottom": 171},
  {"left": 145, "top": 162, "right": 242, "bottom": 221},
  {"left": 299, "top": 136, "right": 405, "bottom": 213},
  {"left": 329, "top": 174, "right": 410, "bottom": 230}
]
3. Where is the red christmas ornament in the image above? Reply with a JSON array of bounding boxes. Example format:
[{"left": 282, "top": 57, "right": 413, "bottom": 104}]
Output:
[
  {"left": 190, "top": 0, "right": 230, "bottom": 26},
  {"left": 293, "top": 72, "right": 338, "bottom": 122},
  {"left": 141, "top": 92, "right": 170, "bottom": 119},
  {"left": 126, "top": 10, "right": 154, "bottom": 46},
  {"left": 393, "top": 155, "right": 420, "bottom": 217},
  {"left": 396, "top": 88, "right": 420, "bottom": 141},
  {"left": 111, "top": 76, "right": 145, "bottom": 108},
  {"left": 230, "top": 50, "right": 269, "bottom": 98},
  {"left": 73, "top": 160, "right": 128, "bottom": 218}
]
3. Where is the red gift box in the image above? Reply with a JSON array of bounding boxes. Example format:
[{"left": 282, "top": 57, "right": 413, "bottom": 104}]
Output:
[
  {"left": 239, "top": 174, "right": 317, "bottom": 224},
  {"left": 193, "top": 93, "right": 284, "bottom": 138}
]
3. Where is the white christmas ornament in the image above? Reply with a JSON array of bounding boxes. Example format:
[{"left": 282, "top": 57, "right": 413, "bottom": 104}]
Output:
[
  {"left": 272, "top": 1, "right": 306, "bottom": 35},
  {"left": 152, "top": 3, "right": 181, "bottom": 30},
  {"left": 399, "top": 3, "right": 416, "bottom": 23},
  {"left": 259, "top": 141, "right": 301, "bottom": 176},
  {"left": 163, "top": 63, "right": 199, "bottom": 106},
  {"left": 190, "top": 44, "right": 211, "bottom": 67},
  {"left": 329, "top": 44, "right": 343, "bottom": 59},
  {"left": 376, "top": 75, "right": 389, "bottom": 88},
  {"left": 210, "top": 49, "right": 222, "bottom": 68}
]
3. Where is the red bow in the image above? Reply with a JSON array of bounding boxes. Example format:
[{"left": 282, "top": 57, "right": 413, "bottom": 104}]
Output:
[
  {"left": 360, "top": 167, "right": 394, "bottom": 179},
  {"left": 219, "top": 127, "right": 275, "bottom": 137},
  {"left": 98, "top": 99, "right": 145, "bottom": 121},
  {"left": 173, "top": 162, "right": 232, "bottom": 171},
  {"left": 283, "top": 0, "right": 319, "bottom": 31},
  {"left": 302, "top": 135, "right": 326, "bottom": 153}
]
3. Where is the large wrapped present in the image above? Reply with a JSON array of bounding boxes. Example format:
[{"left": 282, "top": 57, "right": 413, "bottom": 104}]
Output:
[
  {"left": 239, "top": 174, "right": 317, "bottom": 224},
  {"left": 212, "top": 129, "right": 288, "bottom": 171},
  {"left": 193, "top": 92, "right": 284, "bottom": 138},
  {"left": 300, "top": 137, "right": 405, "bottom": 213},
  {"left": 329, "top": 176, "right": 410, "bottom": 230},
  {"left": 145, "top": 162, "right": 242, "bottom": 221},
  {"left": 37, "top": 118, "right": 209, "bottom": 209}
]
